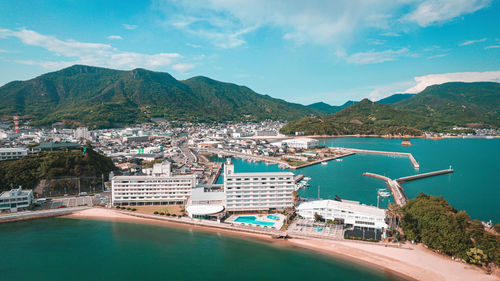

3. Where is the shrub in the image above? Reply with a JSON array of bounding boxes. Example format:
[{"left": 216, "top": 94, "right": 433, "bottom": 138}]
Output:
[
  {"left": 132, "top": 208, "right": 137, "bottom": 211},
  {"left": 154, "top": 211, "right": 159, "bottom": 215},
  {"left": 166, "top": 213, "right": 171, "bottom": 216},
  {"left": 160, "top": 212, "right": 165, "bottom": 215}
]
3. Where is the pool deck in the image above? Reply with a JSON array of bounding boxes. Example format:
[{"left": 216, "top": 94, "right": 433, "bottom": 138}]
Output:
[{"left": 227, "top": 213, "right": 286, "bottom": 230}]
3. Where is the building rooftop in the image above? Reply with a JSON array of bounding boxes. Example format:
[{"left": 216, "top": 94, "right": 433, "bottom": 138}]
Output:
[{"left": 297, "top": 199, "right": 386, "bottom": 218}]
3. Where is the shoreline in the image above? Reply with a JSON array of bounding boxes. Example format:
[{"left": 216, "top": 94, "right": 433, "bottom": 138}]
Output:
[
  {"left": 64, "top": 208, "right": 499, "bottom": 281},
  {"left": 304, "top": 134, "right": 500, "bottom": 139}
]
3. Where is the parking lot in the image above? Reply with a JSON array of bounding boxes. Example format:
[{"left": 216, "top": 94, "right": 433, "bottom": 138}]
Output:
[
  {"left": 288, "top": 218, "right": 344, "bottom": 239},
  {"left": 35, "top": 193, "right": 109, "bottom": 210}
]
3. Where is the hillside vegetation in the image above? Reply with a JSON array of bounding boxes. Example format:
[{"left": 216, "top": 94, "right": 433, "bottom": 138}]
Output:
[
  {"left": 0, "top": 146, "right": 115, "bottom": 194},
  {"left": 281, "top": 99, "right": 426, "bottom": 136},
  {"left": 307, "top": 101, "right": 357, "bottom": 114},
  {"left": 393, "top": 82, "right": 500, "bottom": 128},
  {"left": 282, "top": 82, "right": 500, "bottom": 135},
  {"left": 0, "top": 65, "right": 316, "bottom": 128},
  {"left": 401, "top": 193, "right": 499, "bottom": 267}
]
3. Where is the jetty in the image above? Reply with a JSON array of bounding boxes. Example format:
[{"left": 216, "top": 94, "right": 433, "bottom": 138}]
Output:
[
  {"left": 344, "top": 148, "right": 419, "bottom": 169},
  {"left": 396, "top": 169, "right": 453, "bottom": 183},
  {"left": 363, "top": 168, "right": 454, "bottom": 206}
]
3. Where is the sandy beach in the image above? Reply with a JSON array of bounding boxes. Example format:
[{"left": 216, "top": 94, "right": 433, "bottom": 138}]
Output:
[{"left": 64, "top": 208, "right": 499, "bottom": 281}]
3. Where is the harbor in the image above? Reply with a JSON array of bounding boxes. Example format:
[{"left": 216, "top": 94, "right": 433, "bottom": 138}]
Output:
[{"left": 363, "top": 168, "right": 454, "bottom": 206}]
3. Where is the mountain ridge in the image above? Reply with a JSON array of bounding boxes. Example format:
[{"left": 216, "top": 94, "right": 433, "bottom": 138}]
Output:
[{"left": 0, "top": 65, "right": 317, "bottom": 128}]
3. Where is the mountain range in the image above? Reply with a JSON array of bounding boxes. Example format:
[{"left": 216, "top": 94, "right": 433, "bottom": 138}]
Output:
[
  {"left": 0, "top": 65, "right": 498, "bottom": 134},
  {"left": 281, "top": 82, "right": 500, "bottom": 135},
  {"left": 0, "top": 65, "right": 316, "bottom": 128}
]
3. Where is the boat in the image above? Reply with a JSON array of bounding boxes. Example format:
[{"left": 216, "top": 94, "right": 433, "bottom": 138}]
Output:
[
  {"left": 321, "top": 161, "right": 328, "bottom": 165},
  {"left": 304, "top": 177, "right": 311, "bottom": 181},
  {"left": 377, "top": 189, "right": 391, "bottom": 197},
  {"left": 336, "top": 159, "right": 343, "bottom": 162}
]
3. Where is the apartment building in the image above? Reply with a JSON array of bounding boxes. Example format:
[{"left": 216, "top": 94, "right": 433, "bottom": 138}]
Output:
[
  {"left": 111, "top": 162, "right": 197, "bottom": 206},
  {"left": 0, "top": 147, "right": 28, "bottom": 161},
  {"left": 0, "top": 187, "right": 34, "bottom": 213},
  {"left": 223, "top": 159, "right": 295, "bottom": 212}
]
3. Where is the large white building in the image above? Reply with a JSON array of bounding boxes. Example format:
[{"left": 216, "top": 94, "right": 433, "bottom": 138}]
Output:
[
  {"left": 278, "top": 138, "right": 319, "bottom": 149},
  {"left": 111, "top": 162, "right": 197, "bottom": 206},
  {"left": 0, "top": 187, "right": 34, "bottom": 213},
  {"left": 223, "top": 159, "right": 295, "bottom": 212},
  {"left": 297, "top": 199, "right": 387, "bottom": 230},
  {"left": 0, "top": 148, "right": 28, "bottom": 161}
]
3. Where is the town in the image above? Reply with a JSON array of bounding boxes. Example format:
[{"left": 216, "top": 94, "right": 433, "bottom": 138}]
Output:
[{"left": 1, "top": 119, "right": 391, "bottom": 242}]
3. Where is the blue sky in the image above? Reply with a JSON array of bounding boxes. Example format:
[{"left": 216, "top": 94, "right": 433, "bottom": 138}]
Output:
[{"left": 0, "top": 0, "right": 499, "bottom": 105}]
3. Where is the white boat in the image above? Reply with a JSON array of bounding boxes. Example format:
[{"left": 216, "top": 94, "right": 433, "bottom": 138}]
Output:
[
  {"left": 336, "top": 159, "right": 343, "bottom": 162},
  {"left": 321, "top": 161, "right": 328, "bottom": 165},
  {"left": 304, "top": 177, "right": 311, "bottom": 181},
  {"left": 377, "top": 189, "right": 391, "bottom": 197}
]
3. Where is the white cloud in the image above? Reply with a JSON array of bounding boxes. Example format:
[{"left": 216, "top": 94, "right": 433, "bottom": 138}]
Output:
[
  {"left": 186, "top": 43, "right": 202, "bottom": 48},
  {"left": 485, "top": 45, "right": 500, "bottom": 49},
  {"left": 1, "top": 28, "right": 189, "bottom": 71},
  {"left": 404, "top": 71, "right": 500, "bottom": 93},
  {"left": 122, "top": 24, "right": 138, "bottom": 30},
  {"left": 380, "top": 32, "right": 401, "bottom": 37},
  {"left": 459, "top": 38, "right": 486, "bottom": 46},
  {"left": 403, "top": 0, "right": 491, "bottom": 27},
  {"left": 107, "top": 35, "right": 123, "bottom": 40},
  {"left": 346, "top": 48, "right": 410, "bottom": 64},
  {"left": 171, "top": 63, "right": 195, "bottom": 73},
  {"left": 427, "top": 54, "right": 447, "bottom": 59},
  {"left": 157, "top": 0, "right": 491, "bottom": 49}
]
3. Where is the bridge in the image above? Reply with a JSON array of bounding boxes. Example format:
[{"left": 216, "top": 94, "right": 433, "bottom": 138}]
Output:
[{"left": 363, "top": 168, "right": 454, "bottom": 206}]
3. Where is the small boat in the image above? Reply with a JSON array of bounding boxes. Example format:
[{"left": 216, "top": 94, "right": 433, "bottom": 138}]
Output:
[
  {"left": 377, "top": 189, "right": 391, "bottom": 198},
  {"left": 336, "top": 159, "right": 343, "bottom": 162},
  {"left": 304, "top": 177, "right": 311, "bottom": 181},
  {"left": 321, "top": 161, "right": 328, "bottom": 165}
]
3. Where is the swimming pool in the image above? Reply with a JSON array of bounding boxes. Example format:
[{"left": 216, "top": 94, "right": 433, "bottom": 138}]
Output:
[
  {"left": 267, "top": 215, "right": 280, "bottom": 220},
  {"left": 234, "top": 216, "right": 275, "bottom": 226}
]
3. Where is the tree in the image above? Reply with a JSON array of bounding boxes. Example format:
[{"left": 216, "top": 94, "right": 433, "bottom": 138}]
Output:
[{"left": 467, "top": 248, "right": 488, "bottom": 266}]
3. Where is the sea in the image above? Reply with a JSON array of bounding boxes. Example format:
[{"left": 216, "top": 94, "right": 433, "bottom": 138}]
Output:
[{"left": 2, "top": 137, "right": 498, "bottom": 281}]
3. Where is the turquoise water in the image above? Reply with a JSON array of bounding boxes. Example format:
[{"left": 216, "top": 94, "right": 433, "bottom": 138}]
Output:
[
  {"left": 213, "top": 138, "right": 500, "bottom": 223},
  {"left": 0, "top": 218, "right": 402, "bottom": 281},
  {"left": 267, "top": 215, "right": 280, "bottom": 220},
  {"left": 234, "top": 215, "right": 276, "bottom": 226}
]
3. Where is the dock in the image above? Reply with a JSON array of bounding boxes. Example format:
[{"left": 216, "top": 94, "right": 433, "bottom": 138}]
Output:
[
  {"left": 396, "top": 169, "right": 453, "bottom": 183},
  {"left": 344, "top": 148, "right": 419, "bottom": 169},
  {"left": 363, "top": 168, "right": 454, "bottom": 206}
]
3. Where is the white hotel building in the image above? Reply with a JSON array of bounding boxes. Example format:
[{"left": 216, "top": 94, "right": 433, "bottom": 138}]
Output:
[
  {"left": 297, "top": 199, "right": 387, "bottom": 231},
  {"left": 223, "top": 159, "right": 295, "bottom": 212},
  {"left": 111, "top": 162, "right": 196, "bottom": 206}
]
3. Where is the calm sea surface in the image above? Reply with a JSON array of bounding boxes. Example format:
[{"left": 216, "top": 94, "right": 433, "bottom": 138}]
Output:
[
  {"left": 0, "top": 218, "right": 401, "bottom": 281},
  {"left": 2, "top": 137, "right": 497, "bottom": 281},
  {"left": 215, "top": 137, "right": 500, "bottom": 223}
]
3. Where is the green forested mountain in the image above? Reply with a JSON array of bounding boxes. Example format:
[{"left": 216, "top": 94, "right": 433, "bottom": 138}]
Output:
[
  {"left": 306, "top": 101, "right": 357, "bottom": 114},
  {"left": 376, "top": 93, "right": 414, "bottom": 104},
  {"left": 393, "top": 82, "right": 500, "bottom": 127},
  {"left": 281, "top": 82, "right": 500, "bottom": 136},
  {"left": 281, "top": 99, "right": 427, "bottom": 136},
  {"left": 0, "top": 65, "right": 316, "bottom": 128}
]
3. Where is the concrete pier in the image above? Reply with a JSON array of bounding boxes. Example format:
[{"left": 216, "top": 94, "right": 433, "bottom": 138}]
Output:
[
  {"left": 344, "top": 148, "right": 420, "bottom": 169},
  {"left": 396, "top": 169, "right": 453, "bottom": 183},
  {"left": 363, "top": 168, "right": 454, "bottom": 206}
]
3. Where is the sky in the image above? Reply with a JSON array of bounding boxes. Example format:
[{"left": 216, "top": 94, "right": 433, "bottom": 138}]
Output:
[{"left": 0, "top": 0, "right": 499, "bottom": 105}]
